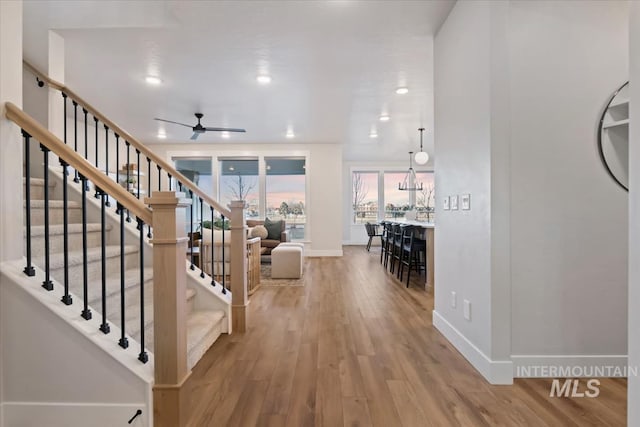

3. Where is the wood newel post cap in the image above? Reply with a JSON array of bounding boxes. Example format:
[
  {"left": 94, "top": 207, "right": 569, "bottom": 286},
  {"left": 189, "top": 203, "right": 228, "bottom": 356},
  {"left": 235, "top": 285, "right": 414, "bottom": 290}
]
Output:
[{"left": 145, "top": 191, "right": 190, "bottom": 208}]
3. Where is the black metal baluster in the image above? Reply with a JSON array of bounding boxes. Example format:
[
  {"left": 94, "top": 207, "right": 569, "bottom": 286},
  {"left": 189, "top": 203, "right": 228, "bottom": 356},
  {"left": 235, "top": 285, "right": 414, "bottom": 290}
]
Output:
[
  {"left": 73, "top": 101, "right": 79, "bottom": 182},
  {"left": 115, "top": 134, "right": 120, "bottom": 215},
  {"left": 137, "top": 218, "right": 148, "bottom": 364},
  {"left": 80, "top": 174, "right": 91, "bottom": 320},
  {"left": 157, "top": 165, "right": 162, "bottom": 192},
  {"left": 168, "top": 174, "right": 172, "bottom": 191},
  {"left": 125, "top": 142, "right": 131, "bottom": 222},
  {"left": 104, "top": 125, "right": 111, "bottom": 207},
  {"left": 189, "top": 190, "right": 195, "bottom": 270},
  {"left": 60, "top": 159, "right": 72, "bottom": 305},
  {"left": 118, "top": 202, "right": 129, "bottom": 349},
  {"left": 136, "top": 149, "right": 141, "bottom": 199},
  {"left": 210, "top": 205, "right": 216, "bottom": 287},
  {"left": 178, "top": 181, "right": 182, "bottom": 192},
  {"left": 200, "top": 198, "right": 205, "bottom": 278},
  {"left": 62, "top": 93, "right": 68, "bottom": 146},
  {"left": 146, "top": 157, "right": 151, "bottom": 197},
  {"left": 98, "top": 188, "right": 110, "bottom": 334},
  {"left": 94, "top": 117, "right": 101, "bottom": 199},
  {"left": 221, "top": 214, "right": 226, "bottom": 292},
  {"left": 41, "top": 144, "right": 53, "bottom": 291},
  {"left": 22, "top": 130, "right": 35, "bottom": 277},
  {"left": 93, "top": 116, "right": 99, "bottom": 166}
]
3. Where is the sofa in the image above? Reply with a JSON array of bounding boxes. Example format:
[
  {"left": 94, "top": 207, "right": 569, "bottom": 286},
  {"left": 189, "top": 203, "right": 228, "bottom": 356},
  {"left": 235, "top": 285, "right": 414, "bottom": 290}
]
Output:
[{"left": 247, "top": 219, "right": 290, "bottom": 255}]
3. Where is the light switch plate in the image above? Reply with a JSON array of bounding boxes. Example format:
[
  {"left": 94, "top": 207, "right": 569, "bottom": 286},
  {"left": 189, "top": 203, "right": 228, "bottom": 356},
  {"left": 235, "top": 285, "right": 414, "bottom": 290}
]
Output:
[
  {"left": 463, "top": 300, "right": 471, "bottom": 320},
  {"left": 451, "top": 291, "right": 457, "bottom": 308},
  {"left": 461, "top": 194, "right": 471, "bottom": 210},
  {"left": 443, "top": 196, "right": 450, "bottom": 210},
  {"left": 450, "top": 195, "right": 459, "bottom": 210}
]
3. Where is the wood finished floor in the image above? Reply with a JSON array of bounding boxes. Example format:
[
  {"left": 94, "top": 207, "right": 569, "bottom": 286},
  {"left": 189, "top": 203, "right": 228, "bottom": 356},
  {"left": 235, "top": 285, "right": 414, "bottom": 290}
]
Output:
[{"left": 185, "top": 246, "right": 627, "bottom": 427}]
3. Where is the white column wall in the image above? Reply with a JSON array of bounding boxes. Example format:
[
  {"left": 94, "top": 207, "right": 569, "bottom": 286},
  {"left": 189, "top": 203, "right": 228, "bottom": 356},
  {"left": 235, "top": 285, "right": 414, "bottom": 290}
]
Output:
[
  {"left": 627, "top": 3, "right": 640, "bottom": 425},
  {"left": 0, "top": 1, "right": 24, "bottom": 423}
]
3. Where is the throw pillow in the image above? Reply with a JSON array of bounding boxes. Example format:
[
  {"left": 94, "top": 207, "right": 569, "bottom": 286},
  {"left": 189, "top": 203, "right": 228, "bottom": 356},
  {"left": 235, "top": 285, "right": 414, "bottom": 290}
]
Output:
[
  {"left": 251, "top": 225, "right": 268, "bottom": 239},
  {"left": 264, "top": 218, "right": 283, "bottom": 240}
]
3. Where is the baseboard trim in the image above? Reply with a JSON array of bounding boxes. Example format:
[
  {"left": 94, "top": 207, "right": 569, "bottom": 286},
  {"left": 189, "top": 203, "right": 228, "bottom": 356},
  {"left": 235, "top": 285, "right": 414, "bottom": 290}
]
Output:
[
  {"left": 432, "top": 310, "right": 513, "bottom": 384},
  {"left": 305, "top": 249, "right": 343, "bottom": 257},
  {"left": 512, "top": 355, "right": 629, "bottom": 377},
  {"left": 2, "top": 402, "right": 149, "bottom": 427}
]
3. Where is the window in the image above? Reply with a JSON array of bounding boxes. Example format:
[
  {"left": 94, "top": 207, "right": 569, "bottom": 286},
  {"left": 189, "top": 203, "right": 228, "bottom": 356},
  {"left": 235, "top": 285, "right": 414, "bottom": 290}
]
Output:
[
  {"left": 266, "top": 157, "right": 306, "bottom": 240},
  {"left": 218, "top": 158, "right": 259, "bottom": 218},
  {"left": 384, "top": 172, "right": 410, "bottom": 219},
  {"left": 174, "top": 157, "right": 213, "bottom": 233},
  {"left": 350, "top": 169, "right": 434, "bottom": 223},
  {"left": 352, "top": 172, "right": 379, "bottom": 224},
  {"left": 415, "top": 172, "right": 435, "bottom": 222}
]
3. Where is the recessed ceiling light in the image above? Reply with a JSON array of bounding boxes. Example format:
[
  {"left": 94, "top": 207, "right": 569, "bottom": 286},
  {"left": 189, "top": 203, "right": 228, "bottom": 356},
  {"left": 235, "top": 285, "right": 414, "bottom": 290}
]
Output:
[
  {"left": 221, "top": 131, "right": 230, "bottom": 139},
  {"left": 286, "top": 130, "right": 295, "bottom": 138},
  {"left": 256, "top": 75, "right": 272, "bottom": 85},
  {"left": 396, "top": 87, "right": 409, "bottom": 95},
  {"left": 379, "top": 114, "right": 390, "bottom": 122},
  {"left": 145, "top": 76, "right": 162, "bottom": 85},
  {"left": 369, "top": 131, "right": 378, "bottom": 138},
  {"left": 157, "top": 131, "right": 167, "bottom": 139}
]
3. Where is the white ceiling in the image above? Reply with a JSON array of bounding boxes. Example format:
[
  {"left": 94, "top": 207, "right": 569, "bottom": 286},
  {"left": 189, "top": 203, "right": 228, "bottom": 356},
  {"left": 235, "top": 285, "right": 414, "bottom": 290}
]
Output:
[{"left": 23, "top": 0, "right": 454, "bottom": 162}]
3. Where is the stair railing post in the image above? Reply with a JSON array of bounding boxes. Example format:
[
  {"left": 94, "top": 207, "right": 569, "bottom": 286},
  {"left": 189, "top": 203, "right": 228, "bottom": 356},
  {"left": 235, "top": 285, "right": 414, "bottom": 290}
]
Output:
[
  {"left": 229, "top": 200, "right": 248, "bottom": 333},
  {"left": 145, "top": 191, "right": 190, "bottom": 427}
]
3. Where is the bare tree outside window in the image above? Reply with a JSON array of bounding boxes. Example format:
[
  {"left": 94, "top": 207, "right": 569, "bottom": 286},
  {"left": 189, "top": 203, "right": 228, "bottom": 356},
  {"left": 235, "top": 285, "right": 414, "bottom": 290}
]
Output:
[
  {"left": 225, "top": 174, "right": 257, "bottom": 201},
  {"left": 417, "top": 183, "right": 435, "bottom": 221},
  {"left": 352, "top": 172, "right": 369, "bottom": 223}
]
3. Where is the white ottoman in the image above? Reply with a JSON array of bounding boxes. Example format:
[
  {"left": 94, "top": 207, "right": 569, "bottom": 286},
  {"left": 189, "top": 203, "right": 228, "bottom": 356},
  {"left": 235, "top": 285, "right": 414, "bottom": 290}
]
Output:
[
  {"left": 271, "top": 245, "right": 303, "bottom": 279},
  {"left": 278, "top": 242, "right": 305, "bottom": 256}
]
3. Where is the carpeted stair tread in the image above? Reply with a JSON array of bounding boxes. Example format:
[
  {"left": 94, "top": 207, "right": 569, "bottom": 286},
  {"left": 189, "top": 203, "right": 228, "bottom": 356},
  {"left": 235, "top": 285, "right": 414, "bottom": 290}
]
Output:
[
  {"left": 30, "top": 223, "right": 108, "bottom": 236},
  {"left": 86, "top": 268, "right": 153, "bottom": 307},
  {"left": 40, "top": 244, "right": 138, "bottom": 270},
  {"left": 186, "top": 310, "right": 225, "bottom": 369},
  {"left": 27, "top": 199, "right": 81, "bottom": 209}
]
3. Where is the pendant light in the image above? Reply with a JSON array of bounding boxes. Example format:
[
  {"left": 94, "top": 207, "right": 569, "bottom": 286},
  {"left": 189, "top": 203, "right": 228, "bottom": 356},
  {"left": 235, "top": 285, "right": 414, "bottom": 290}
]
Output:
[
  {"left": 399, "top": 151, "right": 424, "bottom": 191},
  {"left": 414, "top": 127, "right": 429, "bottom": 165}
]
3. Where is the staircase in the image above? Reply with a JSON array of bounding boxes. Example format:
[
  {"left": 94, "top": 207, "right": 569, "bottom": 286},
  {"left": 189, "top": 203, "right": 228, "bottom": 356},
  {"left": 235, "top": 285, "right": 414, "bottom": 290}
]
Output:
[
  {"left": 1, "top": 63, "right": 249, "bottom": 427},
  {"left": 26, "top": 175, "right": 226, "bottom": 369}
]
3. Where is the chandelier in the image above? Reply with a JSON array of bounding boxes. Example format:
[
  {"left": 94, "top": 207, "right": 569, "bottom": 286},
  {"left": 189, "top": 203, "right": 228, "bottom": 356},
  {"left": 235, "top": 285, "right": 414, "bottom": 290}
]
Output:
[{"left": 398, "top": 151, "right": 423, "bottom": 191}]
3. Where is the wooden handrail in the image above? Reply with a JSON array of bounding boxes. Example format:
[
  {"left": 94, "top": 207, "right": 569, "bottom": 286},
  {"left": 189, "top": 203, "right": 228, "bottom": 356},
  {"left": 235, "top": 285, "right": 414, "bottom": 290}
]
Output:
[
  {"left": 23, "top": 60, "right": 232, "bottom": 218},
  {"left": 5, "top": 102, "right": 153, "bottom": 225}
]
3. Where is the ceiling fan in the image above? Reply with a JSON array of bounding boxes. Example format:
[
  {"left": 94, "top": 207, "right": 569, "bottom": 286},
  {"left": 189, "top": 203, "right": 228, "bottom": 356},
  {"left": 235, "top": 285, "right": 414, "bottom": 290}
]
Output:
[{"left": 154, "top": 113, "right": 246, "bottom": 140}]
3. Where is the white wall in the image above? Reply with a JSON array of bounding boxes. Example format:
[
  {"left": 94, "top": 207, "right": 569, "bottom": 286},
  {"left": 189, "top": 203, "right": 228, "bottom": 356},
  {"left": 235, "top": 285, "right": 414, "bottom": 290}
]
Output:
[
  {"left": 0, "top": 1, "right": 24, "bottom": 423},
  {"left": 508, "top": 1, "right": 628, "bottom": 367},
  {"left": 433, "top": 0, "right": 509, "bottom": 383},
  {"left": 147, "top": 142, "right": 343, "bottom": 256},
  {"left": 434, "top": 0, "right": 628, "bottom": 383},
  {"left": 627, "top": 3, "right": 640, "bottom": 425}
]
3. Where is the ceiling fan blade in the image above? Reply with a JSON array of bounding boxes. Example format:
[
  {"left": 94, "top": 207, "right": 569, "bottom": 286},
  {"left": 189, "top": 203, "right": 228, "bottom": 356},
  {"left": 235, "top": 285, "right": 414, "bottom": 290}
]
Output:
[
  {"left": 190, "top": 132, "right": 200, "bottom": 141},
  {"left": 154, "top": 118, "right": 193, "bottom": 128},
  {"left": 204, "top": 127, "right": 246, "bottom": 133}
]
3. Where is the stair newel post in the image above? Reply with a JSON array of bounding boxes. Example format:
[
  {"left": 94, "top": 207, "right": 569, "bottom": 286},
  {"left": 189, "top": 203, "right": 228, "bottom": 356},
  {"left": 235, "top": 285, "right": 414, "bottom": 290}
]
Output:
[
  {"left": 145, "top": 191, "right": 191, "bottom": 427},
  {"left": 229, "top": 200, "right": 248, "bottom": 333}
]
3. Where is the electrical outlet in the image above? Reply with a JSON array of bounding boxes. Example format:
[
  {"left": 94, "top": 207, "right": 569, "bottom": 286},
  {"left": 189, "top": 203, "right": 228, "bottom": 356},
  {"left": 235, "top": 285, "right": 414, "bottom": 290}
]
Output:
[
  {"left": 451, "top": 291, "right": 457, "bottom": 308},
  {"left": 463, "top": 300, "right": 471, "bottom": 320}
]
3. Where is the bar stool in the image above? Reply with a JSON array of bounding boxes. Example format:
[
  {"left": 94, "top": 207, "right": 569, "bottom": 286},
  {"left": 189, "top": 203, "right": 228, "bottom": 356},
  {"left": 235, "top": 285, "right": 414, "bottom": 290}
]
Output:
[
  {"left": 398, "top": 226, "right": 426, "bottom": 287},
  {"left": 364, "top": 222, "right": 383, "bottom": 252},
  {"left": 380, "top": 221, "right": 392, "bottom": 265},
  {"left": 389, "top": 224, "right": 406, "bottom": 275}
]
